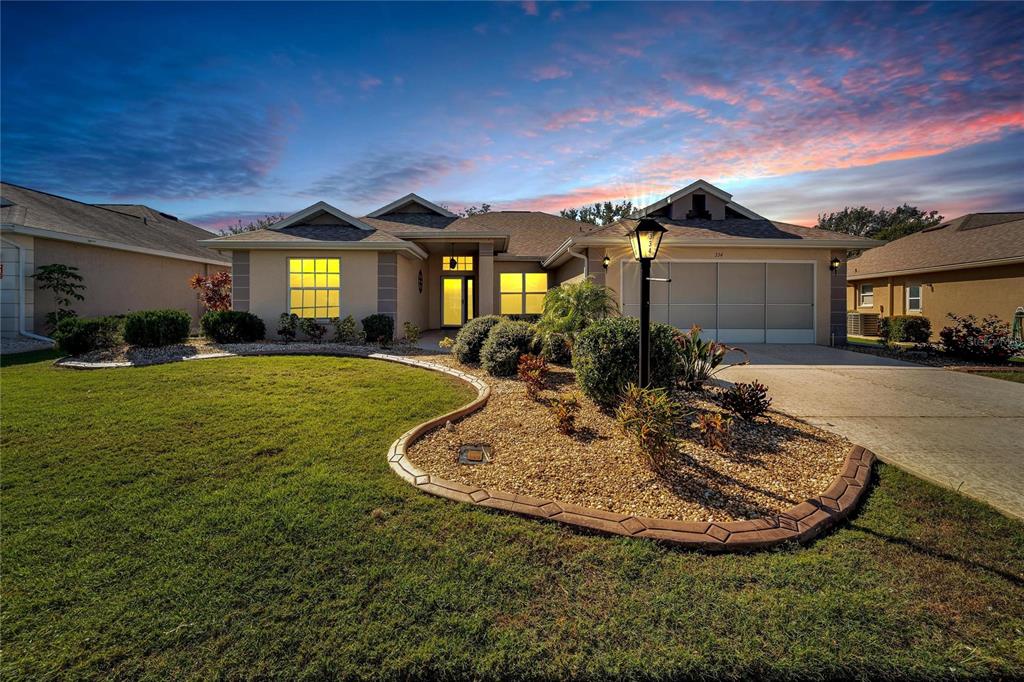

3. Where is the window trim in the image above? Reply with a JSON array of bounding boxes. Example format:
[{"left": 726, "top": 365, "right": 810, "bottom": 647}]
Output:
[
  {"left": 858, "top": 284, "right": 874, "bottom": 308},
  {"left": 499, "top": 272, "right": 548, "bottom": 315},
  {"left": 287, "top": 257, "right": 341, "bottom": 319},
  {"left": 905, "top": 284, "right": 922, "bottom": 313}
]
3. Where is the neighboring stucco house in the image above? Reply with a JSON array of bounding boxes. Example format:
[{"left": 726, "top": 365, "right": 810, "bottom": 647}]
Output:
[
  {"left": 202, "top": 180, "right": 878, "bottom": 345},
  {"left": 1, "top": 183, "right": 230, "bottom": 339},
  {"left": 846, "top": 212, "right": 1024, "bottom": 339}
]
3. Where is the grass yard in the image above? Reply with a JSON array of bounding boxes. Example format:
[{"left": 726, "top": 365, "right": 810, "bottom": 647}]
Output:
[
  {"left": 2, "top": 354, "right": 1023, "bottom": 680},
  {"left": 975, "top": 370, "right": 1024, "bottom": 384}
]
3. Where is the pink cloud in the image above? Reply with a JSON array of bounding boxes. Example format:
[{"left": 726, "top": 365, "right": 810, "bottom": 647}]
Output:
[
  {"left": 939, "top": 70, "right": 970, "bottom": 82},
  {"left": 542, "top": 106, "right": 600, "bottom": 131},
  {"left": 530, "top": 64, "right": 572, "bottom": 81},
  {"left": 690, "top": 83, "right": 743, "bottom": 106},
  {"left": 521, "top": 1, "right": 538, "bottom": 16},
  {"left": 359, "top": 75, "right": 382, "bottom": 91}
]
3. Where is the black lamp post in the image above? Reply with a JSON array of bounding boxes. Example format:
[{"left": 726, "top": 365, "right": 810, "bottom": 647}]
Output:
[{"left": 627, "top": 217, "right": 668, "bottom": 387}]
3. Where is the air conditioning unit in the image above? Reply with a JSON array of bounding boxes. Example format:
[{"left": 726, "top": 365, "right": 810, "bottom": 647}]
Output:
[{"left": 847, "top": 312, "right": 880, "bottom": 337}]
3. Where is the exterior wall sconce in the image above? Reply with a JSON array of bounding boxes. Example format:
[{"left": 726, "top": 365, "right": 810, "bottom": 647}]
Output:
[
  {"left": 830, "top": 257, "right": 841, "bottom": 274},
  {"left": 602, "top": 255, "right": 610, "bottom": 270}
]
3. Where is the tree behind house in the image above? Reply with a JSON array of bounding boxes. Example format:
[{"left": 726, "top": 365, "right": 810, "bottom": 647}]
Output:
[
  {"left": 816, "top": 204, "right": 943, "bottom": 241},
  {"left": 219, "top": 214, "right": 285, "bottom": 235},
  {"left": 560, "top": 200, "right": 635, "bottom": 226}
]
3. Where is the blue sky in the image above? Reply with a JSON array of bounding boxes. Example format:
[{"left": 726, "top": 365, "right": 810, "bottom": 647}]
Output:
[{"left": 2, "top": 1, "right": 1022, "bottom": 229}]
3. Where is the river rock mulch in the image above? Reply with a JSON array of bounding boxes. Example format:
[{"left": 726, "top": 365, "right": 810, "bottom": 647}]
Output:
[{"left": 404, "top": 354, "right": 851, "bottom": 523}]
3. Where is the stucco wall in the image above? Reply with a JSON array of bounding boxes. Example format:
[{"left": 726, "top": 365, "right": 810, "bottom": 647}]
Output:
[
  {"left": 846, "top": 263, "right": 1024, "bottom": 338},
  {"left": 247, "top": 249, "right": 378, "bottom": 338},
  {"left": 606, "top": 245, "right": 837, "bottom": 345},
  {"left": 31, "top": 238, "right": 227, "bottom": 331},
  {"left": 396, "top": 253, "right": 428, "bottom": 333}
]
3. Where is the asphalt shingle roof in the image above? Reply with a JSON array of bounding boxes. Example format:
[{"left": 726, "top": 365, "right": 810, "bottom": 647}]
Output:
[
  {"left": 847, "top": 212, "right": 1024, "bottom": 278},
  {"left": 0, "top": 183, "right": 229, "bottom": 264},
  {"left": 590, "top": 217, "right": 873, "bottom": 242}
]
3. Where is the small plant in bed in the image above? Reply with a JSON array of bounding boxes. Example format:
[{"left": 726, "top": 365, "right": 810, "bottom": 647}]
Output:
[
  {"left": 551, "top": 393, "right": 580, "bottom": 435},
  {"left": 331, "top": 315, "right": 365, "bottom": 344},
  {"left": 361, "top": 313, "right": 394, "bottom": 344},
  {"left": 940, "top": 313, "right": 1022, "bottom": 362},
  {"left": 451, "top": 315, "right": 502, "bottom": 364},
  {"left": 573, "top": 317, "right": 679, "bottom": 406},
  {"left": 277, "top": 313, "right": 299, "bottom": 342},
  {"left": 517, "top": 353, "right": 548, "bottom": 400},
  {"left": 675, "top": 325, "right": 747, "bottom": 390},
  {"left": 122, "top": 309, "right": 190, "bottom": 347},
  {"left": 200, "top": 311, "right": 265, "bottom": 343},
  {"left": 480, "top": 320, "right": 536, "bottom": 377},
  {"left": 719, "top": 380, "right": 772, "bottom": 421},
  {"left": 616, "top": 384, "right": 684, "bottom": 473},
  {"left": 299, "top": 317, "right": 326, "bottom": 343},
  {"left": 694, "top": 411, "right": 732, "bottom": 450}
]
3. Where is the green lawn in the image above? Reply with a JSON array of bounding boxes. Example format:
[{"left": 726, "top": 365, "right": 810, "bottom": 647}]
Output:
[
  {"left": 975, "top": 371, "right": 1024, "bottom": 384},
  {"left": 3, "top": 354, "right": 1023, "bottom": 680}
]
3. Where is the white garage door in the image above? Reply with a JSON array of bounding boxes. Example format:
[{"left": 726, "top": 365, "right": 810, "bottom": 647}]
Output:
[{"left": 621, "top": 261, "right": 815, "bottom": 344}]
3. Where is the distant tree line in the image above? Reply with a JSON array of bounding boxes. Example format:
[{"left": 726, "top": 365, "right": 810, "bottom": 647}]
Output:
[{"left": 816, "top": 205, "right": 943, "bottom": 241}]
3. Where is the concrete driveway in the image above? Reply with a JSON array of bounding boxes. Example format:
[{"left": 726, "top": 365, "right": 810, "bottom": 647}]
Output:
[{"left": 718, "top": 345, "right": 1024, "bottom": 519}]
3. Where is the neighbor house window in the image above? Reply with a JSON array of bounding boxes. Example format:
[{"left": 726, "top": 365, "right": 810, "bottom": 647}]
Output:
[
  {"left": 499, "top": 272, "right": 547, "bottom": 315},
  {"left": 289, "top": 258, "right": 340, "bottom": 318},
  {"left": 442, "top": 256, "right": 474, "bottom": 272},
  {"left": 906, "top": 285, "right": 922, "bottom": 312},
  {"left": 859, "top": 284, "right": 874, "bottom": 307}
]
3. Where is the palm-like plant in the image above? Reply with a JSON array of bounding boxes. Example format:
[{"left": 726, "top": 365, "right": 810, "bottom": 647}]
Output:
[{"left": 536, "top": 278, "right": 617, "bottom": 342}]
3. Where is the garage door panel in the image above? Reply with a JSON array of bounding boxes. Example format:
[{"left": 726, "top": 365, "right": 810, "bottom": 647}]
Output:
[
  {"left": 621, "top": 262, "right": 639, "bottom": 305},
  {"left": 719, "top": 263, "right": 765, "bottom": 304},
  {"left": 668, "top": 263, "right": 716, "bottom": 303},
  {"left": 767, "top": 263, "right": 813, "bottom": 304},
  {"left": 650, "top": 263, "right": 669, "bottom": 305},
  {"left": 669, "top": 304, "right": 716, "bottom": 331},
  {"left": 718, "top": 304, "right": 764, "bottom": 329},
  {"left": 766, "top": 304, "right": 813, "bottom": 329}
]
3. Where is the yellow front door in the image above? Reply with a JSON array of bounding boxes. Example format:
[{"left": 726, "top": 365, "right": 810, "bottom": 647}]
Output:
[{"left": 442, "top": 277, "right": 464, "bottom": 327}]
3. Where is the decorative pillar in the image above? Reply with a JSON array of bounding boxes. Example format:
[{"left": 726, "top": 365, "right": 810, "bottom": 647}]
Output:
[
  {"left": 829, "top": 249, "right": 847, "bottom": 345},
  {"left": 232, "top": 251, "right": 250, "bottom": 311},
  {"left": 377, "top": 252, "right": 398, "bottom": 328},
  {"left": 477, "top": 242, "right": 494, "bottom": 316}
]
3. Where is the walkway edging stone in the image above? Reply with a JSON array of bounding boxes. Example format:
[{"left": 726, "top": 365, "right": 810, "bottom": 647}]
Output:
[{"left": 55, "top": 348, "right": 875, "bottom": 550}]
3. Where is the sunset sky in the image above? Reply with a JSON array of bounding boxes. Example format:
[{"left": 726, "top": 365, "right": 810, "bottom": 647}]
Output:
[{"left": 2, "top": 1, "right": 1022, "bottom": 229}]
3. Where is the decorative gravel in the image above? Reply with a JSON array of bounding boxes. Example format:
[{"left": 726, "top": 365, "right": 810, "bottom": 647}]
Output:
[{"left": 405, "top": 356, "right": 852, "bottom": 523}]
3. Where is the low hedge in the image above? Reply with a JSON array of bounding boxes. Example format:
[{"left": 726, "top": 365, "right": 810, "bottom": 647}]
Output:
[
  {"left": 52, "top": 316, "right": 121, "bottom": 355},
  {"left": 480, "top": 320, "right": 536, "bottom": 377},
  {"left": 880, "top": 315, "right": 931, "bottom": 343},
  {"left": 200, "top": 310, "right": 266, "bottom": 343},
  {"left": 572, "top": 317, "right": 680, "bottom": 406},
  {"left": 452, "top": 315, "right": 502, "bottom": 364},
  {"left": 122, "top": 309, "right": 191, "bottom": 347},
  {"left": 361, "top": 314, "right": 394, "bottom": 343}
]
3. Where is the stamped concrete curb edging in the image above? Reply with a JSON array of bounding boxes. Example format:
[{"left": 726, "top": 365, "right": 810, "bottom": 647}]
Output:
[{"left": 56, "top": 348, "right": 875, "bottom": 551}]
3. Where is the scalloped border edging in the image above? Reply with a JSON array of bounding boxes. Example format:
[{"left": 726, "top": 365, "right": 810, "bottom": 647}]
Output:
[{"left": 55, "top": 348, "right": 874, "bottom": 550}]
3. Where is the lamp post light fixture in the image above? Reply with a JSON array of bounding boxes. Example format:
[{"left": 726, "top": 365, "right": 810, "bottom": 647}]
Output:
[
  {"left": 829, "top": 256, "right": 841, "bottom": 274},
  {"left": 602, "top": 254, "right": 610, "bottom": 270},
  {"left": 627, "top": 217, "right": 668, "bottom": 388}
]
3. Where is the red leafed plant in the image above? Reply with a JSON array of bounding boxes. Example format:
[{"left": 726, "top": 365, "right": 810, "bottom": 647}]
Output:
[
  {"left": 189, "top": 271, "right": 232, "bottom": 312},
  {"left": 517, "top": 353, "right": 548, "bottom": 400}
]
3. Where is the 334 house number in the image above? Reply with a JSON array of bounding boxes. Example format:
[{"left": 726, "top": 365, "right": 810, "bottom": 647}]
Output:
[{"left": 714, "top": 252, "right": 724, "bottom": 258}]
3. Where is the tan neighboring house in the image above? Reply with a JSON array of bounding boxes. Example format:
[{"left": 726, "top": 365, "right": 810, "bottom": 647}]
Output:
[
  {"left": 0, "top": 183, "right": 230, "bottom": 339},
  {"left": 202, "top": 180, "right": 878, "bottom": 345},
  {"left": 846, "top": 212, "right": 1024, "bottom": 339}
]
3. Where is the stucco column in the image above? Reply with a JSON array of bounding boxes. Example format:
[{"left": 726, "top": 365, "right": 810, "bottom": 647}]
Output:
[
  {"left": 829, "top": 249, "right": 847, "bottom": 345},
  {"left": 477, "top": 242, "right": 494, "bottom": 316},
  {"left": 377, "top": 252, "right": 398, "bottom": 329},
  {"left": 232, "top": 251, "right": 250, "bottom": 311}
]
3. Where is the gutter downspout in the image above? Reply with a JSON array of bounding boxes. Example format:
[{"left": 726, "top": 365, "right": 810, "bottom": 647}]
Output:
[
  {"left": 2, "top": 237, "right": 54, "bottom": 345},
  {"left": 567, "top": 245, "right": 589, "bottom": 278}
]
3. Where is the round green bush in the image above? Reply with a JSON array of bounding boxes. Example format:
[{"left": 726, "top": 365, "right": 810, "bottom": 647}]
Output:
[
  {"left": 361, "top": 313, "right": 394, "bottom": 343},
  {"left": 451, "top": 315, "right": 502, "bottom": 364},
  {"left": 882, "top": 315, "right": 931, "bottom": 343},
  {"left": 480, "top": 320, "right": 537, "bottom": 377},
  {"left": 122, "top": 309, "right": 191, "bottom": 347},
  {"left": 200, "top": 310, "right": 266, "bottom": 343},
  {"left": 52, "top": 316, "right": 121, "bottom": 355},
  {"left": 540, "top": 331, "right": 572, "bottom": 366},
  {"left": 572, "top": 317, "right": 680, "bottom": 406}
]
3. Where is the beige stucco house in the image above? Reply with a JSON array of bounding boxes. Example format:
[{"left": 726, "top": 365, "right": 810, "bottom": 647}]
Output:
[
  {"left": 203, "top": 180, "right": 878, "bottom": 345},
  {"left": 1, "top": 183, "right": 230, "bottom": 339},
  {"left": 846, "top": 212, "right": 1024, "bottom": 339}
]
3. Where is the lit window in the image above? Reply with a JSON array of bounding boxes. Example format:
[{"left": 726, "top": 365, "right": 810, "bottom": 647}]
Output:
[
  {"left": 499, "top": 272, "right": 547, "bottom": 315},
  {"left": 442, "top": 256, "right": 474, "bottom": 272},
  {"left": 859, "top": 284, "right": 874, "bottom": 307},
  {"left": 289, "top": 258, "right": 340, "bottom": 318},
  {"left": 906, "top": 285, "right": 922, "bottom": 312}
]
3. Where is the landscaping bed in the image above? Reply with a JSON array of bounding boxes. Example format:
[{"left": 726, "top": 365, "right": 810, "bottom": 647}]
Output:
[{"left": 406, "top": 354, "right": 850, "bottom": 523}]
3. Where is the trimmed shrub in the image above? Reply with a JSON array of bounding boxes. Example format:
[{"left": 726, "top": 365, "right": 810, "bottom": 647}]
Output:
[
  {"left": 451, "top": 315, "right": 502, "bottom": 364},
  {"left": 720, "top": 380, "right": 772, "bottom": 421},
  {"left": 277, "top": 313, "right": 299, "bottom": 342},
  {"left": 200, "top": 310, "right": 265, "bottom": 343},
  {"left": 480, "top": 320, "right": 536, "bottom": 377},
  {"left": 403, "top": 321, "right": 421, "bottom": 343},
  {"left": 299, "top": 317, "right": 326, "bottom": 343},
  {"left": 540, "top": 331, "right": 572, "bottom": 366},
  {"left": 53, "top": 315, "right": 121, "bottom": 355},
  {"left": 617, "top": 385, "right": 683, "bottom": 473},
  {"left": 331, "top": 315, "right": 364, "bottom": 344},
  {"left": 572, "top": 317, "right": 680, "bottom": 406},
  {"left": 122, "top": 309, "right": 190, "bottom": 347},
  {"left": 881, "top": 315, "right": 931, "bottom": 343},
  {"left": 940, "top": 313, "right": 1022, "bottom": 362},
  {"left": 362, "top": 314, "right": 394, "bottom": 344}
]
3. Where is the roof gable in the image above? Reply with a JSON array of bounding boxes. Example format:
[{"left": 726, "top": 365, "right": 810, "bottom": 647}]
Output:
[
  {"left": 366, "top": 193, "right": 455, "bottom": 218},
  {"left": 270, "top": 201, "right": 375, "bottom": 231},
  {"left": 641, "top": 179, "right": 762, "bottom": 220}
]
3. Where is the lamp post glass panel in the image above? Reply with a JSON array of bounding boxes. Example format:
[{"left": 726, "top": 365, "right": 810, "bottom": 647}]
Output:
[{"left": 628, "top": 218, "right": 667, "bottom": 388}]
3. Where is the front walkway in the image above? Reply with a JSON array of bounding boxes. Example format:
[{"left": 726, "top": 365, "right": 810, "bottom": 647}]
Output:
[{"left": 718, "top": 345, "right": 1024, "bottom": 519}]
